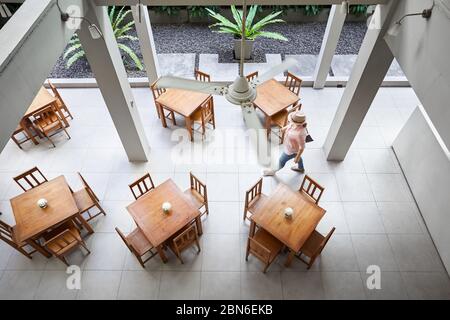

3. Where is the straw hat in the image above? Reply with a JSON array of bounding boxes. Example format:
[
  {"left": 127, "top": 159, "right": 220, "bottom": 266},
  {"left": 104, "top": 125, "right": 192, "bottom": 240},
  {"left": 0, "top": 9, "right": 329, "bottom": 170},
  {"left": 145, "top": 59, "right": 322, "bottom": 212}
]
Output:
[{"left": 288, "top": 111, "right": 306, "bottom": 125}]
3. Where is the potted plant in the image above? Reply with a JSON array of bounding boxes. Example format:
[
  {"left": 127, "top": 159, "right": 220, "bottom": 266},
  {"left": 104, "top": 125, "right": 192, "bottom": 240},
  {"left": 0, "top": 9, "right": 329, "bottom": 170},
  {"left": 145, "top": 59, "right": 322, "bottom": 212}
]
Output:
[{"left": 207, "top": 5, "right": 288, "bottom": 60}]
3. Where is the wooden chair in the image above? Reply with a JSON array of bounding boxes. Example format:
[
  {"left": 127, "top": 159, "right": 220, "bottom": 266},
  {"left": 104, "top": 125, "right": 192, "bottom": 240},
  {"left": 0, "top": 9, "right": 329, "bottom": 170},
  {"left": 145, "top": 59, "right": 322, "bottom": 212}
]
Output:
[
  {"left": 194, "top": 69, "right": 211, "bottom": 82},
  {"left": 13, "top": 166, "right": 48, "bottom": 191},
  {"left": 246, "top": 228, "right": 283, "bottom": 273},
  {"left": 151, "top": 80, "right": 176, "bottom": 125},
  {"left": 129, "top": 173, "right": 155, "bottom": 200},
  {"left": 0, "top": 215, "right": 36, "bottom": 259},
  {"left": 296, "top": 227, "right": 335, "bottom": 269},
  {"left": 11, "top": 119, "right": 40, "bottom": 149},
  {"left": 190, "top": 96, "right": 216, "bottom": 139},
  {"left": 184, "top": 172, "right": 209, "bottom": 217},
  {"left": 299, "top": 175, "right": 325, "bottom": 204},
  {"left": 72, "top": 172, "right": 106, "bottom": 222},
  {"left": 48, "top": 80, "right": 73, "bottom": 120},
  {"left": 32, "top": 105, "right": 70, "bottom": 147},
  {"left": 243, "top": 178, "right": 268, "bottom": 221},
  {"left": 115, "top": 227, "right": 157, "bottom": 268},
  {"left": 269, "top": 102, "right": 302, "bottom": 143},
  {"left": 284, "top": 72, "right": 302, "bottom": 96},
  {"left": 43, "top": 220, "right": 90, "bottom": 266},
  {"left": 167, "top": 224, "right": 201, "bottom": 264},
  {"left": 246, "top": 71, "right": 259, "bottom": 82}
]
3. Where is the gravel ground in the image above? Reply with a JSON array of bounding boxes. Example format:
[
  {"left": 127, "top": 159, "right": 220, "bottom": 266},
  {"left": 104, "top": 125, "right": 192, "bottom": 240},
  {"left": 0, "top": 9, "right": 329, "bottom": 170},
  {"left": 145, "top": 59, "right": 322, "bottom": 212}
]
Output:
[{"left": 49, "top": 22, "right": 366, "bottom": 78}]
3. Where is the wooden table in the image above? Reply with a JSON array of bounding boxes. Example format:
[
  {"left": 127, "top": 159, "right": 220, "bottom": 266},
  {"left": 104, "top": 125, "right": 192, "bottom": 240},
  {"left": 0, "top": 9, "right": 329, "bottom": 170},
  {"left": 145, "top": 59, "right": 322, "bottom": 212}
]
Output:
[
  {"left": 127, "top": 179, "right": 203, "bottom": 263},
  {"left": 10, "top": 176, "right": 94, "bottom": 257},
  {"left": 155, "top": 89, "right": 211, "bottom": 141},
  {"left": 22, "top": 87, "right": 69, "bottom": 144},
  {"left": 250, "top": 183, "right": 326, "bottom": 267},
  {"left": 253, "top": 79, "right": 300, "bottom": 136}
]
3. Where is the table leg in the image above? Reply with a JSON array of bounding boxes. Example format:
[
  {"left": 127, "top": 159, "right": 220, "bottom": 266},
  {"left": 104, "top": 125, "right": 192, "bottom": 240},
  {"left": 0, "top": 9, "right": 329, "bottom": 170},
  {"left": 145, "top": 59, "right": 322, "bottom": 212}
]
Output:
[
  {"left": 76, "top": 213, "right": 94, "bottom": 235},
  {"left": 158, "top": 104, "right": 168, "bottom": 128},
  {"left": 185, "top": 116, "right": 193, "bottom": 142},
  {"left": 195, "top": 216, "right": 203, "bottom": 236},
  {"left": 265, "top": 115, "right": 272, "bottom": 139},
  {"left": 249, "top": 220, "right": 256, "bottom": 238},
  {"left": 26, "top": 238, "right": 51, "bottom": 258},
  {"left": 285, "top": 249, "right": 295, "bottom": 267},
  {"left": 20, "top": 118, "right": 39, "bottom": 145},
  {"left": 157, "top": 245, "right": 168, "bottom": 263}
]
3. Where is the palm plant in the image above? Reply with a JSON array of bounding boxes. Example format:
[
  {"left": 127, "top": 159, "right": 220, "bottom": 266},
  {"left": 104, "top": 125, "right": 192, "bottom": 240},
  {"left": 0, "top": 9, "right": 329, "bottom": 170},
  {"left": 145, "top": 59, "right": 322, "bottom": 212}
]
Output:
[
  {"left": 63, "top": 6, "right": 143, "bottom": 70},
  {"left": 206, "top": 5, "right": 288, "bottom": 41}
]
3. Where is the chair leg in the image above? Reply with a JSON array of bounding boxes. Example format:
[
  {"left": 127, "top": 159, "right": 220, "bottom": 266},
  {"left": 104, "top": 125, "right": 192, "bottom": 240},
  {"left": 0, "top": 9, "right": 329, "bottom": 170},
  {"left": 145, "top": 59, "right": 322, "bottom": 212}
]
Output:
[
  {"left": 62, "top": 127, "right": 71, "bottom": 140},
  {"left": 58, "top": 255, "right": 70, "bottom": 266},
  {"left": 263, "top": 263, "right": 269, "bottom": 273},
  {"left": 80, "top": 241, "right": 91, "bottom": 255},
  {"left": 45, "top": 133, "right": 56, "bottom": 148},
  {"left": 96, "top": 203, "right": 107, "bottom": 217},
  {"left": 18, "top": 247, "right": 33, "bottom": 259},
  {"left": 137, "top": 255, "right": 146, "bottom": 268},
  {"left": 11, "top": 135, "right": 23, "bottom": 149}
]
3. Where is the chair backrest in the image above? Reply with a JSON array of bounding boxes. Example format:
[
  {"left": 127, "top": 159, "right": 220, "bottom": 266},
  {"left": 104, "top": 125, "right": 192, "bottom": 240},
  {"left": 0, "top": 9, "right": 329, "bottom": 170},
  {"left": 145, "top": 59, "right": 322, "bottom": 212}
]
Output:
[
  {"left": 13, "top": 166, "right": 48, "bottom": 191},
  {"left": 248, "top": 237, "right": 271, "bottom": 265},
  {"left": 0, "top": 219, "right": 17, "bottom": 249},
  {"left": 246, "top": 71, "right": 259, "bottom": 82},
  {"left": 32, "top": 105, "right": 61, "bottom": 130},
  {"left": 289, "top": 102, "right": 302, "bottom": 113},
  {"left": 129, "top": 173, "right": 155, "bottom": 200},
  {"left": 285, "top": 72, "right": 302, "bottom": 95},
  {"left": 311, "top": 227, "right": 336, "bottom": 259},
  {"left": 245, "top": 178, "right": 263, "bottom": 207},
  {"left": 150, "top": 80, "right": 166, "bottom": 100},
  {"left": 194, "top": 69, "right": 211, "bottom": 82},
  {"left": 199, "top": 97, "right": 214, "bottom": 123},
  {"left": 115, "top": 227, "right": 133, "bottom": 252},
  {"left": 172, "top": 224, "right": 198, "bottom": 253},
  {"left": 77, "top": 172, "right": 99, "bottom": 202},
  {"left": 44, "top": 228, "right": 78, "bottom": 255},
  {"left": 189, "top": 172, "right": 207, "bottom": 201},
  {"left": 48, "top": 80, "right": 64, "bottom": 104},
  {"left": 299, "top": 175, "right": 324, "bottom": 204}
]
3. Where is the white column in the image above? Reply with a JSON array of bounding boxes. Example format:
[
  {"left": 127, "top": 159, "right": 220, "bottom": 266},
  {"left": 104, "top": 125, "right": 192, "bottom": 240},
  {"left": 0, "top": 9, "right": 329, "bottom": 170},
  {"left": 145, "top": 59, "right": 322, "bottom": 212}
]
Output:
[
  {"left": 324, "top": 3, "right": 398, "bottom": 160},
  {"left": 78, "top": 4, "right": 150, "bottom": 161},
  {"left": 313, "top": 4, "right": 346, "bottom": 89},
  {"left": 132, "top": 4, "right": 160, "bottom": 83}
]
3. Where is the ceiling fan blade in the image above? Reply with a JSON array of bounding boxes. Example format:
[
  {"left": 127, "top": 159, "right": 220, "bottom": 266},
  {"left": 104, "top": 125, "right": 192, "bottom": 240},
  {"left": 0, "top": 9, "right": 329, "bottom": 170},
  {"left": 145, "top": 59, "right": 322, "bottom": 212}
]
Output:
[
  {"left": 251, "top": 58, "right": 298, "bottom": 86},
  {"left": 155, "top": 76, "right": 230, "bottom": 96},
  {"left": 241, "top": 104, "right": 272, "bottom": 167}
]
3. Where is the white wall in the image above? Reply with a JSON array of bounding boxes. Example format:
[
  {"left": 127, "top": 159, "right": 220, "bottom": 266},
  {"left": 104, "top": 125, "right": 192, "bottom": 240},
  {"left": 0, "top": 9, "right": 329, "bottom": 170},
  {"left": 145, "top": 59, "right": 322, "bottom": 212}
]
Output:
[
  {"left": 393, "top": 106, "right": 450, "bottom": 274},
  {"left": 385, "top": 0, "right": 450, "bottom": 150}
]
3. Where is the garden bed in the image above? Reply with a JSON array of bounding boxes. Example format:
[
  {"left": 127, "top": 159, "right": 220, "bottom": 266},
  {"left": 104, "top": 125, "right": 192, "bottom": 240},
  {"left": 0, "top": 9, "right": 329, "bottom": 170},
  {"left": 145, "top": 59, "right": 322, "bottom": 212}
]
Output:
[{"left": 49, "top": 22, "right": 367, "bottom": 79}]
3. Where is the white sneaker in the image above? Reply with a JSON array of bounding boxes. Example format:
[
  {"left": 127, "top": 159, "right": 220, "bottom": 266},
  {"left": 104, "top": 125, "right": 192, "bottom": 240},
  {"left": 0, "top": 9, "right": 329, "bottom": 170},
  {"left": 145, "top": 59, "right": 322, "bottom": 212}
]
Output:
[{"left": 263, "top": 169, "right": 276, "bottom": 176}]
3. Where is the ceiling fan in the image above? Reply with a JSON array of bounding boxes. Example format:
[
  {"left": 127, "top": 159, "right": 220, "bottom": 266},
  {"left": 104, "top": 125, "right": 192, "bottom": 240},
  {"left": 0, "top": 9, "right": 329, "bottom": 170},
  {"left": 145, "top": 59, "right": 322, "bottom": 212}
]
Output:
[{"left": 154, "top": 0, "right": 297, "bottom": 132}]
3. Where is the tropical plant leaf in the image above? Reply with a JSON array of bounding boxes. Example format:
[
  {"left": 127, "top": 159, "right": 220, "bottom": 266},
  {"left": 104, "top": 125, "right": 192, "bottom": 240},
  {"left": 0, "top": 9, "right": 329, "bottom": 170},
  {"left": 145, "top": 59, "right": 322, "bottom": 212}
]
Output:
[
  {"left": 251, "top": 11, "right": 284, "bottom": 32},
  {"left": 230, "top": 5, "right": 243, "bottom": 30},
  {"left": 117, "top": 35, "right": 138, "bottom": 41},
  {"left": 109, "top": 6, "right": 116, "bottom": 22},
  {"left": 63, "top": 43, "right": 82, "bottom": 59},
  {"left": 115, "top": 8, "right": 132, "bottom": 31},
  {"left": 112, "top": 6, "right": 125, "bottom": 29},
  {"left": 245, "top": 5, "right": 258, "bottom": 31},
  {"left": 250, "top": 31, "right": 288, "bottom": 41},
  {"left": 115, "top": 20, "right": 135, "bottom": 38},
  {"left": 118, "top": 43, "right": 143, "bottom": 71},
  {"left": 66, "top": 51, "right": 85, "bottom": 68}
]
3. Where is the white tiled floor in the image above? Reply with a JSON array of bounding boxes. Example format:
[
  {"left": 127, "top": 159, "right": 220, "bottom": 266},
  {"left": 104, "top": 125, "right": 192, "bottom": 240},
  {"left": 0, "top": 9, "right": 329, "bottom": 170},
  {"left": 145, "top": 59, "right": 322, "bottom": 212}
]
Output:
[{"left": 0, "top": 86, "right": 449, "bottom": 300}]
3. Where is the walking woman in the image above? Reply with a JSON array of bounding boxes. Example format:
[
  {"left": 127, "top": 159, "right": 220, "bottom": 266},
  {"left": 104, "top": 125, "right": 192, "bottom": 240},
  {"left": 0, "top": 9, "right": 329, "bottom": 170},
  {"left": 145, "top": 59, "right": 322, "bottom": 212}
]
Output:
[{"left": 264, "top": 111, "right": 308, "bottom": 176}]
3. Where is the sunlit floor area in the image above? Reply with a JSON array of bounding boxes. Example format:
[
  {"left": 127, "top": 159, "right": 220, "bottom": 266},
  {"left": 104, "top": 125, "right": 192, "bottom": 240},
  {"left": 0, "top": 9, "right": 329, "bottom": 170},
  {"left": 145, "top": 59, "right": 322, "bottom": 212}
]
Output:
[{"left": 1, "top": 86, "right": 449, "bottom": 300}]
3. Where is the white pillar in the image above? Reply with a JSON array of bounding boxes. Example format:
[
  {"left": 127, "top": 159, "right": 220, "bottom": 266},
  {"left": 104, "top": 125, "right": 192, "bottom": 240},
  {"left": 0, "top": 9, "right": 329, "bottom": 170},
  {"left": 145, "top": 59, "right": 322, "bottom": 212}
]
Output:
[
  {"left": 132, "top": 4, "right": 160, "bottom": 83},
  {"left": 324, "top": 3, "right": 398, "bottom": 160},
  {"left": 78, "top": 4, "right": 150, "bottom": 161},
  {"left": 313, "top": 5, "right": 346, "bottom": 89}
]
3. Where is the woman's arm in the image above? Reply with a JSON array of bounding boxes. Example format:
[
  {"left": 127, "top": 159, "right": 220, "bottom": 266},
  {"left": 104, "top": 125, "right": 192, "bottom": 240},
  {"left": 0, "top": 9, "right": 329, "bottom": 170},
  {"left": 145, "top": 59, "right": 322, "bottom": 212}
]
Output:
[{"left": 294, "top": 147, "right": 304, "bottom": 163}]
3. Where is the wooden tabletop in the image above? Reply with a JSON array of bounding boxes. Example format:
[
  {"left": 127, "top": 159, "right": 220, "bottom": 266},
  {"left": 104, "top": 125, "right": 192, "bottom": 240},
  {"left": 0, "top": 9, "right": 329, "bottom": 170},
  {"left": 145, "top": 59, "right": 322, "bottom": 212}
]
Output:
[
  {"left": 127, "top": 179, "right": 200, "bottom": 247},
  {"left": 253, "top": 79, "right": 300, "bottom": 117},
  {"left": 156, "top": 88, "right": 211, "bottom": 117},
  {"left": 24, "top": 87, "right": 56, "bottom": 118},
  {"left": 251, "top": 183, "right": 326, "bottom": 252},
  {"left": 11, "top": 176, "right": 79, "bottom": 243}
]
